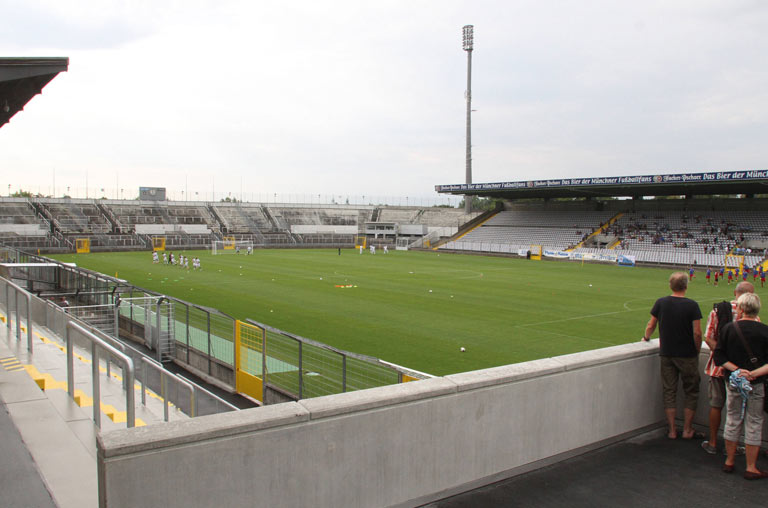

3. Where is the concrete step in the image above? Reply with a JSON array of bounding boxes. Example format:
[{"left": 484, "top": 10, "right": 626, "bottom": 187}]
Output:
[{"left": 1, "top": 311, "right": 190, "bottom": 430}]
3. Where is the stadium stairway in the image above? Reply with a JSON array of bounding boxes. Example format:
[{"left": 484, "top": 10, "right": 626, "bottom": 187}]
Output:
[
  {"left": 570, "top": 211, "right": 623, "bottom": 251},
  {"left": 0, "top": 312, "right": 188, "bottom": 507},
  {"left": 431, "top": 207, "right": 499, "bottom": 249}
]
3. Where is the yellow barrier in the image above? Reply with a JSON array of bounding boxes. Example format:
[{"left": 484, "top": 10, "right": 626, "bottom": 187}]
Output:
[{"left": 235, "top": 320, "right": 264, "bottom": 402}]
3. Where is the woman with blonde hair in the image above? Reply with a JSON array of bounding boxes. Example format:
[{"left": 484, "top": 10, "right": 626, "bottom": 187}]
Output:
[{"left": 714, "top": 292, "right": 768, "bottom": 479}]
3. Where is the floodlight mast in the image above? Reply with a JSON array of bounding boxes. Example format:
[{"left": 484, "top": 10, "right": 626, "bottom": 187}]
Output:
[{"left": 462, "top": 25, "right": 474, "bottom": 214}]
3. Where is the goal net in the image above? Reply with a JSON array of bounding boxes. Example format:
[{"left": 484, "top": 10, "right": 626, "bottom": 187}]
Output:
[{"left": 212, "top": 239, "right": 254, "bottom": 255}]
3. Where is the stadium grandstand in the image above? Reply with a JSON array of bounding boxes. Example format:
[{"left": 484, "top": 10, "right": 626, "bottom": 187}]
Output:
[
  {"left": 2, "top": 167, "right": 767, "bottom": 276},
  {"left": 435, "top": 170, "right": 768, "bottom": 271},
  {"left": 3, "top": 56, "right": 768, "bottom": 508}
]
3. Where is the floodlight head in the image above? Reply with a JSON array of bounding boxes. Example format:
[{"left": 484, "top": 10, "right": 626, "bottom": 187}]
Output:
[{"left": 462, "top": 25, "right": 474, "bottom": 51}]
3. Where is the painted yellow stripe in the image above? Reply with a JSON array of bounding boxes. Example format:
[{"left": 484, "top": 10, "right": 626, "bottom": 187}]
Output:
[
  {"left": 448, "top": 212, "right": 499, "bottom": 243},
  {"left": 11, "top": 329, "right": 178, "bottom": 418},
  {"left": 569, "top": 211, "right": 623, "bottom": 251},
  {"left": 6, "top": 366, "right": 25, "bottom": 372}
]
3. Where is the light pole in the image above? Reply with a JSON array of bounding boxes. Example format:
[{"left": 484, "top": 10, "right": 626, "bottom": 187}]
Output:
[{"left": 462, "top": 25, "right": 474, "bottom": 214}]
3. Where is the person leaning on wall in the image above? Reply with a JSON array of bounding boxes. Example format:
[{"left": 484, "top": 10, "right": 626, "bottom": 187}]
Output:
[
  {"left": 642, "top": 271, "right": 704, "bottom": 441},
  {"left": 714, "top": 292, "right": 768, "bottom": 480}
]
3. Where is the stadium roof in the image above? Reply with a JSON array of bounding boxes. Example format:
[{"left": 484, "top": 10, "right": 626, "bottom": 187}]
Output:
[
  {"left": 435, "top": 170, "right": 768, "bottom": 200},
  {"left": 0, "top": 57, "right": 69, "bottom": 129}
]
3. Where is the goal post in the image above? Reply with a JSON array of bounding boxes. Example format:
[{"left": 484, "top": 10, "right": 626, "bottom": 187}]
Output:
[
  {"left": 212, "top": 239, "right": 254, "bottom": 255},
  {"left": 530, "top": 244, "right": 542, "bottom": 261},
  {"left": 152, "top": 236, "right": 166, "bottom": 251},
  {"left": 75, "top": 238, "right": 91, "bottom": 254}
]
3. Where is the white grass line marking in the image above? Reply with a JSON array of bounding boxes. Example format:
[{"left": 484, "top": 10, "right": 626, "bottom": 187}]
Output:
[
  {"left": 516, "top": 309, "right": 627, "bottom": 328},
  {"left": 523, "top": 328, "right": 618, "bottom": 347}
]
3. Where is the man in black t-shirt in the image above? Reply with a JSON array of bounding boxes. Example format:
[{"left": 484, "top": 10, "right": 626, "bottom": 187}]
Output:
[{"left": 643, "top": 272, "right": 703, "bottom": 440}]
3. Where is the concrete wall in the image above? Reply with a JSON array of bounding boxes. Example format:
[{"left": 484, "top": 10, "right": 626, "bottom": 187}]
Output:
[{"left": 98, "top": 341, "right": 672, "bottom": 508}]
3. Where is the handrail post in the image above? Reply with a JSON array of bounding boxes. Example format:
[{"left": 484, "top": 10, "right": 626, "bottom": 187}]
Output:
[
  {"left": 141, "top": 358, "right": 147, "bottom": 406},
  {"left": 65, "top": 321, "right": 135, "bottom": 428},
  {"left": 15, "top": 289, "right": 20, "bottom": 342},
  {"left": 162, "top": 372, "right": 169, "bottom": 422},
  {"left": 155, "top": 296, "right": 167, "bottom": 363},
  {"left": 24, "top": 292, "right": 32, "bottom": 352},
  {"left": 3, "top": 280, "right": 34, "bottom": 352},
  {"left": 5, "top": 283, "right": 11, "bottom": 335},
  {"left": 66, "top": 324, "right": 75, "bottom": 399},
  {"left": 92, "top": 341, "right": 101, "bottom": 428},
  {"left": 189, "top": 384, "right": 196, "bottom": 418}
]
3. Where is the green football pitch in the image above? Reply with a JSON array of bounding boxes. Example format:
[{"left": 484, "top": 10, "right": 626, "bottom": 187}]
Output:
[{"left": 50, "top": 249, "right": 758, "bottom": 376}]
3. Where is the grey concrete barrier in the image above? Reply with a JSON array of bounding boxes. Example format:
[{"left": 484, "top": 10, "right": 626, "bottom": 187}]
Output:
[{"left": 98, "top": 341, "right": 668, "bottom": 508}]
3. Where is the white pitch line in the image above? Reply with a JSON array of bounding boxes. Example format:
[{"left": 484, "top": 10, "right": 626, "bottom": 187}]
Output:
[
  {"left": 516, "top": 309, "right": 627, "bottom": 328},
  {"left": 523, "top": 327, "right": 619, "bottom": 346}
]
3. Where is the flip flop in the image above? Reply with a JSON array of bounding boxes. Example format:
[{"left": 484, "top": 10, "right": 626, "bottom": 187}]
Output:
[{"left": 682, "top": 431, "right": 706, "bottom": 440}]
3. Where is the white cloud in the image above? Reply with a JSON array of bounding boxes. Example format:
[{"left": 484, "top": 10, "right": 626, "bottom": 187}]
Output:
[{"left": 2, "top": 0, "right": 768, "bottom": 201}]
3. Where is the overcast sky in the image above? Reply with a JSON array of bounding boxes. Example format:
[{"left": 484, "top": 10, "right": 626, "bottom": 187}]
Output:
[{"left": 2, "top": 0, "right": 767, "bottom": 203}]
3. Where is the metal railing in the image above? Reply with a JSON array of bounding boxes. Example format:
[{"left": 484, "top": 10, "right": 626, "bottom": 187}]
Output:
[
  {"left": 3, "top": 278, "right": 33, "bottom": 352},
  {"left": 247, "top": 318, "right": 419, "bottom": 400},
  {"left": 3, "top": 245, "right": 428, "bottom": 406},
  {"left": 141, "top": 356, "right": 195, "bottom": 421},
  {"left": 58, "top": 300, "right": 128, "bottom": 388},
  {"left": 178, "top": 374, "right": 239, "bottom": 415},
  {"left": 66, "top": 321, "right": 136, "bottom": 428}
]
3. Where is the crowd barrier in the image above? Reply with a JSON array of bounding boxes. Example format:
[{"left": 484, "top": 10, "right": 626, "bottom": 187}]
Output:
[{"left": 96, "top": 339, "right": 768, "bottom": 507}]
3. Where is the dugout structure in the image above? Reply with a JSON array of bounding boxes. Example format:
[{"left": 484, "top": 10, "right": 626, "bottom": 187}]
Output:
[
  {"left": 152, "top": 236, "right": 166, "bottom": 251},
  {"left": 75, "top": 238, "right": 90, "bottom": 254}
]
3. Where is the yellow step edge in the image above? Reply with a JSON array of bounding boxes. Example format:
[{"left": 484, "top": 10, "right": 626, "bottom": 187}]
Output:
[
  {"left": 102, "top": 403, "right": 146, "bottom": 426},
  {"left": 74, "top": 389, "right": 93, "bottom": 407},
  {"left": 15, "top": 339, "right": 177, "bottom": 418}
]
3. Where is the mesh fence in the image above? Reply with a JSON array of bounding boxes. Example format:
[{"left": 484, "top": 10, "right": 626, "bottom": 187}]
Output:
[
  {"left": 263, "top": 328, "right": 301, "bottom": 395},
  {"left": 251, "top": 320, "right": 418, "bottom": 400},
  {"left": 346, "top": 355, "right": 400, "bottom": 391},
  {"left": 2, "top": 246, "right": 426, "bottom": 403},
  {"left": 209, "top": 312, "right": 235, "bottom": 366}
]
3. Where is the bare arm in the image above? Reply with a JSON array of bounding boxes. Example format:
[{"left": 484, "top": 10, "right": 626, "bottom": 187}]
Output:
[
  {"left": 642, "top": 315, "right": 658, "bottom": 342},
  {"left": 741, "top": 364, "right": 768, "bottom": 381},
  {"left": 692, "top": 319, "right": 702, "bottom": 352},
  {"left": 703, "top": 310, "right": 718, "bottom": 350}
]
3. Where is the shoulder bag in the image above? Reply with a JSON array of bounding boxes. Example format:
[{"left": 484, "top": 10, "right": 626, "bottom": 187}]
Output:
[{"left": 732, "top": 321, "right": 768, "bottom": 414}]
